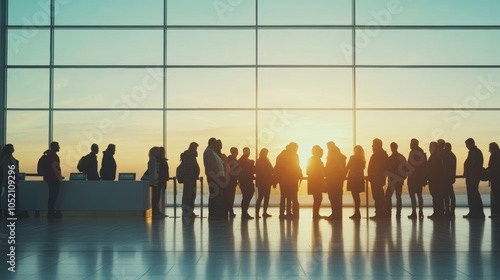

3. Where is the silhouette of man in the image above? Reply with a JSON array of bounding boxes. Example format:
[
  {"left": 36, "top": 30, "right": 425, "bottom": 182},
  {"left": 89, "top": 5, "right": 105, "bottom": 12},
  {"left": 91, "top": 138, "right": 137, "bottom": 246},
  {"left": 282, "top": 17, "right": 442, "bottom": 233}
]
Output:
[
  {"left": 325, "top": 141, "right": 347, "bottom": 220},
  {"left": 86, "top": 143, "right": 100, "bottom": 180},
  {"left": 407, "top": 138, "right": 427, "bottom": 219},
  {"left": 427, "top": 141, "right": 445, "bottom": 219},
  {"left": 463, "top": 138, "right": 485, "bottom": 219},
  {"left": 45, "top": 142, "right": 63, "bottom": 218},
  {"left": 226, "top": 147, "right": 239, "bottom": 218},
  {"left": 368, "top": 138, "right": 388, "bottom": 219},
  {"left": 443, "top": 142, "right": 457, "bottom": 217},
  {"left": 385, "top": 142, "right": 407, "bottom": 218},
  {"left": 100, "top": 144, "right": 117, "bottom": 180},
  {"left": 181, "top": 142, "right": 200, "bottom": 218},
  {"left": 203, "top": 137, "right": 226, "bottom": 219},
  {"left": 275, "top": 142, "right": 302, "bottom": 219},
  {"left": 238, "top": 147, "right": 255, "bottom": 219}
]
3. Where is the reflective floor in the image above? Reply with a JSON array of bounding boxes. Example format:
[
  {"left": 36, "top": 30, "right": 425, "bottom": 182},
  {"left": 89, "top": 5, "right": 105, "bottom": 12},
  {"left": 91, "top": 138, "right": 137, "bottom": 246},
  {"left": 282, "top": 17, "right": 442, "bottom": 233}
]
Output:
[{"left": 0, "top": 207, "right": 498, "bottom": 280}]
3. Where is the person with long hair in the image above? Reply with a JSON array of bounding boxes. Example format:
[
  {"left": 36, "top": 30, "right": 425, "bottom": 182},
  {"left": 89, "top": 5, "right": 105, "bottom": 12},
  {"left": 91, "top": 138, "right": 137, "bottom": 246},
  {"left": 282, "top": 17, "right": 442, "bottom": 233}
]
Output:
[
  {"left": 255, "top": 148, "right": 274, "bottom": 218},
  {"left": 347, "top": 145, "right": 366, "bottom": 219}
]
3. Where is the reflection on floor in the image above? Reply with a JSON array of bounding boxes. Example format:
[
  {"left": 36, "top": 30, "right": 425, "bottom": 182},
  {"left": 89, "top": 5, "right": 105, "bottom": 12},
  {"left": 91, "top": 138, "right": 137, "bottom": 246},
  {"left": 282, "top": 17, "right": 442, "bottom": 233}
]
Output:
[{"left": 0, "top": 207, "right": 498, "bottom": 280}]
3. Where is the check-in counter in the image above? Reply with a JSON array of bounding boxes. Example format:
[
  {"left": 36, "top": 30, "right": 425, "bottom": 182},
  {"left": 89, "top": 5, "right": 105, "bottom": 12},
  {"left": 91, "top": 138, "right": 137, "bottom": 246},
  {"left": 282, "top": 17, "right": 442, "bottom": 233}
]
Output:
[{"left": 8, "top": 180, "right": 151, "bottom": 216}]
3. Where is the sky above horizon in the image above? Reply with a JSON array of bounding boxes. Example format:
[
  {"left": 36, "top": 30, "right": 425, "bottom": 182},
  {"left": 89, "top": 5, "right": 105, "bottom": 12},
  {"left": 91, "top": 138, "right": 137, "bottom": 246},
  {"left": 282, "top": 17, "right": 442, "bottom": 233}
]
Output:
[{"left": 4, "top": 0, "right": 500, "bottom": 182}]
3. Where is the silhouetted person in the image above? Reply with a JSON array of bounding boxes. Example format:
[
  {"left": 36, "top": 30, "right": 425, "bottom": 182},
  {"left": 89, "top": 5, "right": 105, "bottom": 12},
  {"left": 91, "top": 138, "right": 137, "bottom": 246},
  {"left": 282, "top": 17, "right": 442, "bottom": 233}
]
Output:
[
  {"left": 427, "top": 141, "right": 445, "bottom": 219},
  {"left": 226, "top": 147, "right": 239, "bottom": 218},
  {"left": 325, "top": 141, "right": 347, "bottom": 220},
  {"left": 255, "top": 148, "right": 274, "bottom": 218},
  {"left": 45, "top": 142, "right": 62, "bottom": 219},
  {"left": 100, "top": 144, "right": 117, "bottom": 180},
  {"left": 463, "top": 138, "right": 485, "bottom": 219},
  {"left": 87, "top": 143, "right": 100, "bottom": 180},
  {"left": 347, "top": 145, "right": 365, "bottom": 219},
  {"left": 157, "top": 147, "right": 169, "bottom": 217},
  {"left": 238, "top": 147, "right": 255, "bottom": 219},
  {"left": 307, "top": 145, "right": 325, "bottom": 219},
  {"left": 181, "top": 142, "right": 200, "bottom": 218},
  {"left": 407, "top": 138, "right": 427, "bottom": 219},
  {"left": 443, "top": 142, "right": 457, "bottom": 217},
  {"left": 148, "top": 146, "right": 164, "bottom": 219},
  {"left": 203, "top": 137, "right": 226, "bottom": 219},
  {"left": 275, "top": 142, "right": 302, "bottom": 219},
  {"left": 216, "top": 139, "right": 230, "bottom": 218},
  {"left": 385, "top": 142, "right": 408, "bottom": 218},
  {"left": 1, "top": 144, "right": 27, "bottom": 218},
  {"left": 487, "top": 142, "right": 500, "bottom": 218},
  {"left": 368, "top": 138, "right": 388, "bottom": 219}
]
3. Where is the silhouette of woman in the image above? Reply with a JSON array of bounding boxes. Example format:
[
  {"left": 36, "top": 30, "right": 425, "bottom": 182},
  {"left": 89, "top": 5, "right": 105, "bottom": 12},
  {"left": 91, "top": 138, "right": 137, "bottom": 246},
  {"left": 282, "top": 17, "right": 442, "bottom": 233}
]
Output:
[
  {"left": 255, "top": 148, "right": 274, "bottom": 218},
  {"left": 346, "top": 145, "right": 365, "bottom": 219},
  {"left": 307, "top": 145, "right": 325, "bottom": 219}
]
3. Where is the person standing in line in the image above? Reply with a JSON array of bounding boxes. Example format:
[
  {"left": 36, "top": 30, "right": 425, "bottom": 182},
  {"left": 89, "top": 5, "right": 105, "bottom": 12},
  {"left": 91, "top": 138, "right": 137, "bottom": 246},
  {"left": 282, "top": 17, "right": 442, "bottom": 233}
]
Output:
[
  {"left": 367, "top": 138, "right": 389, "bottom": 219},
  {"left": 325, "top": 141, "right": 347, "bottom": 220},
  {"left": 215, "top": 139, "right": 230, "bottom": 218},
  {"left": 238, "top": 147, "right": 255, "bottom": 219},
  {"left": 346, "top": 145, "right": 366, "bottom": 219},
  {"left": 443, "top": 142, "right": 457, "bottom": 217},
  {"left": 157, "top": 147, "right": 169, "bottom": 217},
  {"left": 100, "top": 144, "right": 117, "bottom": 181},
  {"left": 45, "top": 142, "right": 63, "bottom": 219},
  {"left": 86, "top": 144, "right": 100, "bottom": 180},
  {"left": 255, "top": 148, "right": 274, "bottom": 218},
  {"left": 226, "top": 147, "right": 239, "bottom": 218},
  {"left": 307, "top": 145, "right": 326, "bottom": 219},
  {"left": 407, "top": 138, "right": 428, "bottom": 219},
  {"left": 180, "top": 142, "right": 200, "bottom": 219},
  {"left": 385, "top": 142, "right": 408, "bottom": 219},
  {"left": 463, "top": 138, "right": 485, "bottom": 219},
  {"left": 427, "top": 141, "right": 445, "bottom": 219},
  {"left": 487, "top": 142, "right": 500, "bottom": 219},
  {"left": 275, "top": 142, "right": 303, "bottom": 219},
  {"left": 148, "top": 146, "right": 164, "bottom": 219},
  {"left": 203, "top": 137, "right": 226, "bottom": 219}
]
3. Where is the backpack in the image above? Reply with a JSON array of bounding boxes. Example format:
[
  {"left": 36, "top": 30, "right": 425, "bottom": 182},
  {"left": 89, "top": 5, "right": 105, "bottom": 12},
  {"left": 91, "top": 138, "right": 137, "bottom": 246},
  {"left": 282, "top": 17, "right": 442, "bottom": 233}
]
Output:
[
  {"left": 37, "top": 153, "right": 50, "bottom": 176},
  {"left": 176, "top": 161, "right": 185, "bottom": 184},
  {"left": 77, "top": 154, "right": 90, "bottom": 173}
]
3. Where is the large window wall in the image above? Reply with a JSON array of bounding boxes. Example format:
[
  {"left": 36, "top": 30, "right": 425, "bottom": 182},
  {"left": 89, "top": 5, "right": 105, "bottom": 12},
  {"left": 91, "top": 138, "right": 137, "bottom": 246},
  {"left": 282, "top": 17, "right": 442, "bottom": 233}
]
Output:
[{"left": 2, "top": 0, "right": 500, "bottom": 204}]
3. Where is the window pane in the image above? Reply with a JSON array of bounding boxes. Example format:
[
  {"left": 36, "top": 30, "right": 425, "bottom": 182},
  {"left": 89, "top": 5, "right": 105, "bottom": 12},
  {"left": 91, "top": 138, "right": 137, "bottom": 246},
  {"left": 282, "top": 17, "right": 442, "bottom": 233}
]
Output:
[
  {"left": 55, "top": 0, "right": 163, "bottom": 25},
  {"left": 7, "top": 29, "right": 50, "bottom": 65},
  {"left": 258, "top": 110, "right": 353, "bottom": 172},
  {"left": 54, "top": 68, "right": 164, "bottom": 109},
  {"left": 166, "top": 110, "right": 256, "bottom": 175},
  {"left": 8, "top": 0, "right": 50, "bottom": 26},
  {"left": 53, "top": 111, "right": 163, "bottom": 180},
  {"left": 258, "top": 29, "right": 352, "bottom": 65},
  {"left": 259, "top": 0, "right": 351, "bottom": 25},
  {"left": 356, "top": 0, "right": 500, "bottom": 26},
  {"left": 167, "top": 68, "right": 255, "bottom": 108},
  {"left": 357, "top": 68, "right": 500, "bottom": 108},
  {"left": 167, "top": 0, "right": 256, "bottom": 26},
  {"left": 167, "top": 30, "right": 255, "bottom": 65},
  {"left": 258, "top": 68, "right": 352, "bottom": 108},
  {"left": 6, "top": 111, "right": 49, "bottom": 177},
  {"left": 356, "top": 30, "right": 500, "bottom": 65},
  {"left": 55, "top": 30, "right": 163, "bottom": 65},
  {"left": 7, "top": 69, "right": 49, "bottom": 108}
]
